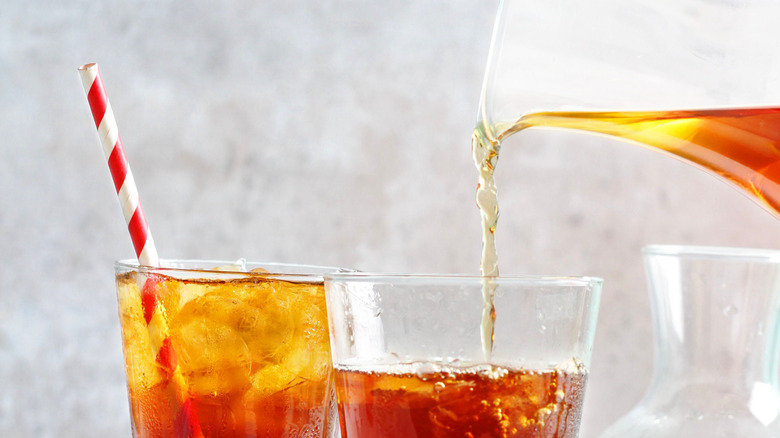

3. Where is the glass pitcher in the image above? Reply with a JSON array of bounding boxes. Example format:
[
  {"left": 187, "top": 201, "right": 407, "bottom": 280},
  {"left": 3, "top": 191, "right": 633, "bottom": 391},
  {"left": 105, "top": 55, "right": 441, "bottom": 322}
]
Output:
[
  {"left": 598, "top": 245, "right": 780, "bottom": 437},
  {"left": 474, "top": 0, "right": 780, "bottom": 219}
]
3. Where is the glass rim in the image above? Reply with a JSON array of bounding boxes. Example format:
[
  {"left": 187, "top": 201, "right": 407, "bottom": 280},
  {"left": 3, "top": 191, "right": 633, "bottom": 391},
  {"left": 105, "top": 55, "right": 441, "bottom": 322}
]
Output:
[
  {"left": 115, "top": 258, "right": 350, "bottom": 279},
  {"left": 642, "top": 244, "right": 780, "bottom": 261},
  {"left": 325, "top": 272, "right": 603, "bottom": 287}
]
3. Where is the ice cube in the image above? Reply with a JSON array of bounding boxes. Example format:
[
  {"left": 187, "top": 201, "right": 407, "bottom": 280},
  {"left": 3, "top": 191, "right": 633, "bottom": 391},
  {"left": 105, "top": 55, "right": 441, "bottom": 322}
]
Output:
[
  {"left": 212, "top": 258, "right": 247, "bottom": 272},
  {"left": 171, "top": 295, "right": 253, "bottom": 396}
]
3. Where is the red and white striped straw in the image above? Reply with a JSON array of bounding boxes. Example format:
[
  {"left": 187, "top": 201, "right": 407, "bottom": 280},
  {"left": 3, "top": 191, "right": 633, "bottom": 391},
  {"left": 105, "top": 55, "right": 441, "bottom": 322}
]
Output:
[
  {"left": 78, "top": 63, "right": 158, "bottom": 267},
  {"left": 78, "top": 63, "right": 202, "bottom": 437}
]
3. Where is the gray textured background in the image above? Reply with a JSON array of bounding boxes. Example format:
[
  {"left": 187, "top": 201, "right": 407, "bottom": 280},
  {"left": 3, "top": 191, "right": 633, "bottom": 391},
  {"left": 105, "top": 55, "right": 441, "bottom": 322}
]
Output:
[{"left": 3, "top": 1, "right": 780, "bottom": 437}]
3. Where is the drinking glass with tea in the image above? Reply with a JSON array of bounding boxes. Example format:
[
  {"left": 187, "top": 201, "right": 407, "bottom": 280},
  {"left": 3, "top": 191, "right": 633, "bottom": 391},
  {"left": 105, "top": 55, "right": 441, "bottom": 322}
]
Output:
[
  {"left": 115, "top": 260, "right": 343, "bottom": 437},
  {"left": 324, "top": 274, "right": 602, "bottom": 438}
]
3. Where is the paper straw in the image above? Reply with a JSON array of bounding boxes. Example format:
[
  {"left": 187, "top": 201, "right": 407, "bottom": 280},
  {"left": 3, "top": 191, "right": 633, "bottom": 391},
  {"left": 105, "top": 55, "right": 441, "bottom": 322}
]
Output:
[
  {"left": 78, "top": 63, "right": 157, "bottom": 266},
  {"left": 78, "top": 63, "right": 203, "bottom": 437}
]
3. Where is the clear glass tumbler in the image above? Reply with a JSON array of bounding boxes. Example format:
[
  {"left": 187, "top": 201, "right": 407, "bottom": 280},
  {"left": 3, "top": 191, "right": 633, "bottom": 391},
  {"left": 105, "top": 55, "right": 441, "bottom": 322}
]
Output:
[
  {"left": 115, "top": 259, "right": 344, "bottom": 438},
  {"left": 325, "top": 274, "right": 602, "bottom": 438},
  {"left": 598, "top": 245, "right": 780, "bottom": 438}
]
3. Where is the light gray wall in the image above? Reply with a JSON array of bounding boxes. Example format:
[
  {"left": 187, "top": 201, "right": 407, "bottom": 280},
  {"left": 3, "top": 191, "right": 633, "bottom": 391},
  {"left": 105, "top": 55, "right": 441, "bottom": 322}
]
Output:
[{"left": 3, "top": 1, "right": 780, "bottom": 437}]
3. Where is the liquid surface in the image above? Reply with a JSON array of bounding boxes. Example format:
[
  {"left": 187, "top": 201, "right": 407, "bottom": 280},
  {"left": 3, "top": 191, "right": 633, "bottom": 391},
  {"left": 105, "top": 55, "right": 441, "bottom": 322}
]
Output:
[
  {"left": 116, "top": 271, "right": 334, "bottom": 437},
  {"left": 335, "top": 363, "right": 587, "bottom": 438}
]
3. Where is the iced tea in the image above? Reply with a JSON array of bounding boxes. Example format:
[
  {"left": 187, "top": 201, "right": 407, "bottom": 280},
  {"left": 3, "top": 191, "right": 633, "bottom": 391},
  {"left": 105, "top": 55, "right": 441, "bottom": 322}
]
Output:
[
  {"left": 334, "top": 362, "right": 587, "bottom": 438},
  {"left": 115, "top": 262, "right": 335, "bottom": 437}
]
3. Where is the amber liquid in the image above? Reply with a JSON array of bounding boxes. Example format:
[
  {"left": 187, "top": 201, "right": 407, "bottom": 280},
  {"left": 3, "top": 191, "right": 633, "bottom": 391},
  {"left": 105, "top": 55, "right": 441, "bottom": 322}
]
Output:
[
  {"left": 116, "top": 271, "right": 334, "bottom": 438},
  {"left": 335, "top": 363, "right": 587, "bottom": 438},
  {"left": 506, "top": 107, "right": 780, "bottom": 215}
]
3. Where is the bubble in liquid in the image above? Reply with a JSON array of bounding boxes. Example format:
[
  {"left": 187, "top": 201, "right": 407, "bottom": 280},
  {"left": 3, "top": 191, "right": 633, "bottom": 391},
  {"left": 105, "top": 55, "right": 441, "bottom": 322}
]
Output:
[
  {"left": 294, "top": 416, "right": 322, "bottom": 438},
  {"left": 723, "top": 305, "right": 738, "bottom": 317},
  {"left": 414, "top": 363, "right": 440, "bottom": 380}
]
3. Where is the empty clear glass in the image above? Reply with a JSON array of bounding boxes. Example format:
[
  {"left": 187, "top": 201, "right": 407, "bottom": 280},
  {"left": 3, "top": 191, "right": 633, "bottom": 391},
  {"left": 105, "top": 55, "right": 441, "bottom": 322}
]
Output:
[{"left": 599, "top": 246, "right": 780, "bottom": 438}]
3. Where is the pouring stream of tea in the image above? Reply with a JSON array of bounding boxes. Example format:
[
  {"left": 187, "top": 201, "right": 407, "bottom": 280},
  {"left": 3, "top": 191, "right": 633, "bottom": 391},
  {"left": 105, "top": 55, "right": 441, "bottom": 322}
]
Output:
[{"left": 474, "top": 106, "right": 780, "bottom": 358}]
